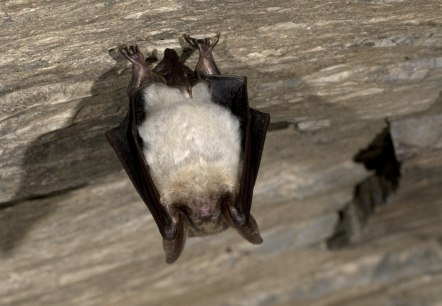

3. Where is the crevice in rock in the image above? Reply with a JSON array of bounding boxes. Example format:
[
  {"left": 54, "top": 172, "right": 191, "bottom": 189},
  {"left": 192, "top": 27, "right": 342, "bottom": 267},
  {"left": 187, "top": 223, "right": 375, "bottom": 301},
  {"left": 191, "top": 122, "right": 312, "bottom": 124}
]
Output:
[
  {"left": 327, "top": 127, "right": 401, "bottom": 248},
  {"left": 268, "top": 120, "right": 292, "bottom": 131},
  {"left": 0, "top": 184, "right": 86, "bottom": 209}
]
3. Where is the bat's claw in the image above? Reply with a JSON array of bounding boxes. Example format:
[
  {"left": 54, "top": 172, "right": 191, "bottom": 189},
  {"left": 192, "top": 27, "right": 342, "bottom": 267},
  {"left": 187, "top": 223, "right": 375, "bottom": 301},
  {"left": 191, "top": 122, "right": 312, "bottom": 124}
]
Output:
[
  {"left": 238, "top": 214, "right": 263, "bottom": 245},
  {"left": 211, "top": 32, "right": 221, "bottom": 48},
  {"left": 119, "top": 44, "right": 145, "bottom": 67},
  {"left": 183, "top": 32, "right": 220, "bottom": 50},
  {"left": 183, "top": 33, "right": 221, "bottom": 76},
  {"left": 162, "top": 212, "right": 188, "bottom": 264},
  {"left": 224, "top": 203, "right": 263, "bottom": 245}
]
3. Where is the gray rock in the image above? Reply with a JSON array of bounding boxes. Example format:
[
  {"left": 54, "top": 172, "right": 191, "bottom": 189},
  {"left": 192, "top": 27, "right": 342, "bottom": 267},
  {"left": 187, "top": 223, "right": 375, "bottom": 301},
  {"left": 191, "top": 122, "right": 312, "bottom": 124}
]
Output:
[
  {"left": 1, "top": 0, "right": 442, "bottom": 305},
  {"left": 390, "top": 91, "right": 442, "bottom": 160}
]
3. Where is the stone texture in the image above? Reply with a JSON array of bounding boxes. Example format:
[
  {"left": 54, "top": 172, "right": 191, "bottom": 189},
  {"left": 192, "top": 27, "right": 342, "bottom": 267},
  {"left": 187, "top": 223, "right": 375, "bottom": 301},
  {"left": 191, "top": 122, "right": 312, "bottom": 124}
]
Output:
[
  {"left": 390, "top": 91, "right": 442, "bottom": 160},
  {"left": 1, "top": 0, "right": 442, "bottom": 305}
]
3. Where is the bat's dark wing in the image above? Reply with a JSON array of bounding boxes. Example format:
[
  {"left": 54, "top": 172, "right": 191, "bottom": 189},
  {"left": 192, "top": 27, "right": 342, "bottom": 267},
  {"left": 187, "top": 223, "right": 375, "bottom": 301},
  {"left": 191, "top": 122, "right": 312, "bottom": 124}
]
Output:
[
  {"left": 105, "top": 113, "right": 175, "bottom": 238},
  {"left": 238, "top": 108, "right": 270, "bottom": 216},
  {"left": 207, "top": 76, "right": 270, "bottom": 243},
  {"left": 106, "top": 46, "right": 191, "bottom": 263}
]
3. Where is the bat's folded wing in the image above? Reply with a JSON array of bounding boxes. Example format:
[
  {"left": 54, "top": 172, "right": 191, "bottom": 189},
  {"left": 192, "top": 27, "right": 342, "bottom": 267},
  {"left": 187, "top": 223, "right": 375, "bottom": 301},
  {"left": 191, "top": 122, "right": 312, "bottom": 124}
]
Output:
[
  {"left": 237, "top": 108, "right": 270, "bottom": 221},
  {"left": 248, "top": 109, "right": 270, "bottom": 187},
  {"left": 105, "top": 115, "right": 173, "bottom": 238},
  {"left": 207, "top": 75, "right": 270, "bottom": 235}
]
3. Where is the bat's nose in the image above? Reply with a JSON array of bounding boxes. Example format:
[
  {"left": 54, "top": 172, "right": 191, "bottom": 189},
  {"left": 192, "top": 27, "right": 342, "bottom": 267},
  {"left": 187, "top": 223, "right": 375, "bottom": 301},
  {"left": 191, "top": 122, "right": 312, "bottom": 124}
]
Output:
[{"left": 198, "top": 207, "right": 215, "bottom": 222}]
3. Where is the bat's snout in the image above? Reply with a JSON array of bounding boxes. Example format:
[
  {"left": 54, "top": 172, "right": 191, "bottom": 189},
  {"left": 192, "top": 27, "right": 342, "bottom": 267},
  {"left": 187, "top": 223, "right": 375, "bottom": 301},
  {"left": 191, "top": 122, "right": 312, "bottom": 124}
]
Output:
[{"left": 198, "top": 206, "right": 215, "bottom": 220}]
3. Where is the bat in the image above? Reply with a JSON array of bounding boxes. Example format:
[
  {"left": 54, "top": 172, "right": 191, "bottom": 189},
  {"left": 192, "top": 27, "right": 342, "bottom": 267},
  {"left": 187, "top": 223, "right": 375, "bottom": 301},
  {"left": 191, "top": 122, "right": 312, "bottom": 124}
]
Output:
[{"left": 106, "top": 33, "right": 270, "bottom": 263}]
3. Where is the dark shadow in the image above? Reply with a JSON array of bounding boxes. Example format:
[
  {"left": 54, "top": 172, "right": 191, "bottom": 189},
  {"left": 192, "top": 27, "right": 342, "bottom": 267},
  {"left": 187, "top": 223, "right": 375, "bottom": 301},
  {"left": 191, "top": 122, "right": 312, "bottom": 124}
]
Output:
[
  {"left": 0, "top": 48, "right": 150, "bottom": 255},
  {"left": 0, "top": 198, "right": 58, "bottom": 256},
  {"left": 327, "top": 91, "right": 442, "bottom": 249},
  {"left": 327, "top": 127, "right": 402, "bottom": 248}
]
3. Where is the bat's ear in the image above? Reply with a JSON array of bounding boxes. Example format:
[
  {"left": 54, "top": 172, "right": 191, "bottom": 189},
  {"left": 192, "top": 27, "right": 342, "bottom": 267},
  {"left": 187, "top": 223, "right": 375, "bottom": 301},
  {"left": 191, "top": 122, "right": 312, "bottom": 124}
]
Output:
[
  {"left": 222, "top": 197, "right": 263, "bottom": 245},
  {"left": 162, "top": 211, "right": 188, "bottom": 264}
]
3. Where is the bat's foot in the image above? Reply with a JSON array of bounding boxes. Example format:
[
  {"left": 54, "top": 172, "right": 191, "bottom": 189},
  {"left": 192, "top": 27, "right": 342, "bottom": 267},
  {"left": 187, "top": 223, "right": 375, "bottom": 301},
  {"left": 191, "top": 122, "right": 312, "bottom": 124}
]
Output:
[
  {"left": 119, "top": 45, "right": 164, "bottom": 94},
  {"left": 183, "top": 33, "right": 221, "bottom": 76},
  {"left": 183, "top": 32, "right": 220, "bottom": 51},
  {"left": 119, "top": 45, "right": 146, "bottom": 69}
]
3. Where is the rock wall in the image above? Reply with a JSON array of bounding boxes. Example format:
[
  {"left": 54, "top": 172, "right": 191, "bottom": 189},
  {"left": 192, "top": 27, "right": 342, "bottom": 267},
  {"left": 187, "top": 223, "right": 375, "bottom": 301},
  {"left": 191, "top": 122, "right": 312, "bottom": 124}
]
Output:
[{"left": 1, "top": 0, "right": 441, "bottom": 305}]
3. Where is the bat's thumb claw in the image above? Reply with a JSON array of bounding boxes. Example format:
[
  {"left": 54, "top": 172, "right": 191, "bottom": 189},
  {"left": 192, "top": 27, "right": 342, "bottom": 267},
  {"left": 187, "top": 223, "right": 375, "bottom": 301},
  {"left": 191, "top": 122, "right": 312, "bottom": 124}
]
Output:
[
  {"left": 162, "top": 215, "right": 188, "bottom": 264},
  {"left": 231, "top": 214, "right": 263, "bottom": 245},
  {"left": 186, "top": 84, "right": 193, "bottom": 99},
  {"left": 244, "top": 230, "right": 263, "bottom": 245}
]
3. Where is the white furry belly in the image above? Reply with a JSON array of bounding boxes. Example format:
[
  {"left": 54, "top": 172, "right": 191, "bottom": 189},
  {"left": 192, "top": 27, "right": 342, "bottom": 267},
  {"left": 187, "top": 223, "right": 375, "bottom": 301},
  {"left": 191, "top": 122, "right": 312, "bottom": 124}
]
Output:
[{"left": 137, "top": 83, "right": 241, "bottom": 198}]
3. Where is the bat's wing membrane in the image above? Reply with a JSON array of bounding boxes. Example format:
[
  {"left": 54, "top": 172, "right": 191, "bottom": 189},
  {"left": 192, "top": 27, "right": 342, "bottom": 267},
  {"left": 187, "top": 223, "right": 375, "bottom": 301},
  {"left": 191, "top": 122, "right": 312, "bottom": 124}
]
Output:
[
  {"left": 106, "top": 114, "right": 175, "bottom": 238},
  {"left": 238, "top": 109, "right": 270, "bottom": 218},
  {"left": 207, "top": 76, "right": 270, "bottom": 243},
  {"left": 206, "top": 76, "right": 249, "bottom": 146}
]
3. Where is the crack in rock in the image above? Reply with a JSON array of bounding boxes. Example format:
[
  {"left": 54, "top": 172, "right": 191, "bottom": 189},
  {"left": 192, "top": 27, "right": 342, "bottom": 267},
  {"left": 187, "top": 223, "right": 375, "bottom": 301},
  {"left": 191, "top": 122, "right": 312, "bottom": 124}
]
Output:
[{"left": 328, "top": 127, "right": 401, "bottom": 248}]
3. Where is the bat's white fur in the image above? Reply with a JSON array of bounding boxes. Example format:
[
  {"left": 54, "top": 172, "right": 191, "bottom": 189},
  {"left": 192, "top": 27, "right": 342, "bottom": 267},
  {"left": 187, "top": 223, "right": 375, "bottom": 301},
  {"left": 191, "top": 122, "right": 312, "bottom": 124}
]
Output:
[{"left": 138, "top": 82, "right": 241, "bottom": 210}]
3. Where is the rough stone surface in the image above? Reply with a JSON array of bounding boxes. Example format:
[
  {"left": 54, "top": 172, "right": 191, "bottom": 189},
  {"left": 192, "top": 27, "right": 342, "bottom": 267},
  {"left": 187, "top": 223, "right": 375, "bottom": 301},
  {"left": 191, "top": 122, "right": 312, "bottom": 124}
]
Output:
[
  {"left": 1, "top": 0, "right": 442, "bottom": 305},
  {"left": 390, "top": 91, "right": 442, "bottom": 160}
]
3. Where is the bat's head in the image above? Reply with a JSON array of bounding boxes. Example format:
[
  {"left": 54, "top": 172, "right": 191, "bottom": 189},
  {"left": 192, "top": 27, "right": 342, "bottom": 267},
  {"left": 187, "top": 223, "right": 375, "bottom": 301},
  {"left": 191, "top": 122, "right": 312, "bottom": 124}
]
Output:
[
  {"left": 174, "top": 192, "right": 230, "bottom": 236},
  {"left": 171, "top": 191, "right": 262, "bottom": 243},
  {"left": 161, "top": 166, "right": 262, "bottom": 263},
  {"left": 162, "top": 192, "right": 262, "bottom": 263},
  {"left": 162, "top": 165, "right": 237, "bottom": 236}
]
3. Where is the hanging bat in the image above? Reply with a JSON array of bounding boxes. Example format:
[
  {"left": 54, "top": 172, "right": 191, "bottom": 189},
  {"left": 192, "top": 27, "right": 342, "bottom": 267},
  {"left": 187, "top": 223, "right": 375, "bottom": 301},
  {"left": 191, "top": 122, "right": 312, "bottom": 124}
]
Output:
[{"left": 106, "top": 33, "right": 270, "bottom": 263}]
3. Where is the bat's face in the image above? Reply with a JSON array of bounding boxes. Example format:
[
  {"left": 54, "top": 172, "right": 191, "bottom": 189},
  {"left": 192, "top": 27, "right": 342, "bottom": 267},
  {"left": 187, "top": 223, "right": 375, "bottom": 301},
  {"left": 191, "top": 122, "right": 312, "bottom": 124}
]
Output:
[{"left": 175, "top": 194, "right": 230, "bottom": 236}]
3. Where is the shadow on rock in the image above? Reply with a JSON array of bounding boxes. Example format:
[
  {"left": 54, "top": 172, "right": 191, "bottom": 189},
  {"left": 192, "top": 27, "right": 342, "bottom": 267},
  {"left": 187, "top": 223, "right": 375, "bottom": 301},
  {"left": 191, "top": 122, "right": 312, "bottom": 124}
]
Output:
[
  {"left": 0, "top": 200, "right": 56, "bottom": 255},
  {"left": 0, "top": 50, "right": 135, "bottom": 255}
]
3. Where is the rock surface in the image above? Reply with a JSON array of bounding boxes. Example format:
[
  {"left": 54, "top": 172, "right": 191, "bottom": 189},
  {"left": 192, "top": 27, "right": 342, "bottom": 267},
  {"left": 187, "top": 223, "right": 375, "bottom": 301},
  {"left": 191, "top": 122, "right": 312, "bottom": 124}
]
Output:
[{"left": 1, "top": 0, "right": 442, "bottom": 305}]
